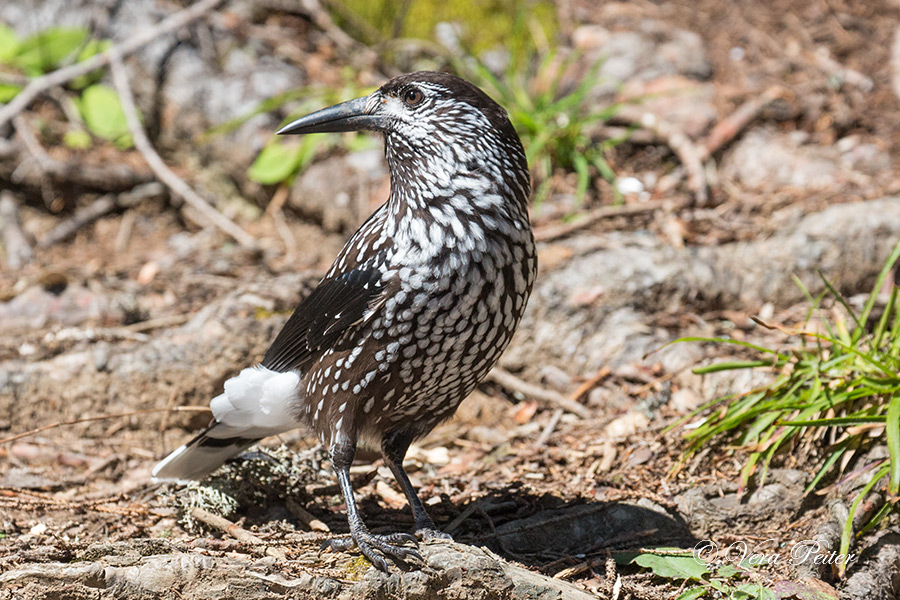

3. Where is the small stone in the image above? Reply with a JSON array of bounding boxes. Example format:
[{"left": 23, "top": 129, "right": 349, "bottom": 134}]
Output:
[{"left": 616, "top": 177, "right": 644, "bottom": 195}]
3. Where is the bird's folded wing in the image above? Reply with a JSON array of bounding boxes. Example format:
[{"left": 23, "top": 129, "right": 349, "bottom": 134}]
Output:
[{"left": 261, "top": 259, "right": 389, "bottom": 372}]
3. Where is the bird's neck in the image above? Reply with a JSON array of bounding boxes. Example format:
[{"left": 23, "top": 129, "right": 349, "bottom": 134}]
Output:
[{"left": 383, "top": 144, "right": 531, "bottom": 231}]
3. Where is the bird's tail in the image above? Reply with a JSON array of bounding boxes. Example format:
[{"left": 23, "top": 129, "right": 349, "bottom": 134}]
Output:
[
  {"left": 153, "top": 365, "right": 303, "bottom": 482},
  {"left": 151, "top": 422, "right": 262, "bottom": 482}
]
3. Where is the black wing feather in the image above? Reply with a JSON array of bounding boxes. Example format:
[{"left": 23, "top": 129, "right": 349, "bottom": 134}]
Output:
[{"left": 262, "top": 262, "right": 385, "bottom": 372}]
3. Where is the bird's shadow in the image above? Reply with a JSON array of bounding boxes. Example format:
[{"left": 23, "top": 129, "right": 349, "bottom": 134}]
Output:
[{"left": 332, "top": 483, "right": 697, "bottom": 573}]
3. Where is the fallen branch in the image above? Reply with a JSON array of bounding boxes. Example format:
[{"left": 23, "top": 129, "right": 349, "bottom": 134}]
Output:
[
  {"left": 189, "top": 507, "right": 286, "bottom": 558},
  {"left": 699, "top": 86, "right": 785, "bottom": 160},
  {"left": 486, "top": 368, "right": 591, "bottom": 418},
  {"left": 534, "top": 408, "right": 564, "bottom": 447},
  {"left": 533, "top": 199, "right": 670, "bottom": 243},
  {"left": 11, "top": 114, "right": 151, "bottom": 191},
  {"left": 569, "top": 366, "right": 611, "bottom": 403},
  {"left": 12, "top": 114, "right": 55, "bottom": 173},
  {"left": 0, "top": 0, "right": 226, "bottom": 130},
  {"left": 38, "top": 182, "right": 164, "bottom": 248},
  {"left": 0, "top": 190, "right": 34, "bottom": 269},
  {"left": 285, "top": 498, "right": 331, "bottom": 532},
  {"left": 0, "top": 407, "right": 210, "bottom": 446},
  {"left": 109, "top": 52, "right": 258, "bottom": 250}
]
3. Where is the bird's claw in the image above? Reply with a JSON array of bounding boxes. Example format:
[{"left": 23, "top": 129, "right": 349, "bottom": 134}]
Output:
[{"left": 320, "top": 531, "right": 422, "bottom": 571}]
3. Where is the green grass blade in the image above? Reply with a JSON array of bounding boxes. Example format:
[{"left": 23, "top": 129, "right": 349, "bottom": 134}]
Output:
[
  {"left": 573, "top": 153, "right": 589, "bottom": 202},
  {"left": 854, "top": 237, "right": 900, "bottom": 344},
  {"left": 817, "top": 269, "right": 861, "bottom": 332},
  {"left": 856, "top": 500, "right": 894, "bottom": 538},
  {"left": 780, "top": 416, "right": 886, "bottom": 427},
  {"left": 692, "top": 360, "right": 773, "bottom": 374},
  {"left": 887, "top": 395, "right": 900, "bottom": 496},
  {"left": 839, "top": 464, "right": 890, "bottom": 577},
  {"left": 872, "top": 286, "right": 897, "bottom": 349},
  {"left": 803, "top": 331, "right": 895, "bottom": 375},
  {"left": 805, "top": 441, "right": 849, "bottom": 493},
  {"left": 667, "top": 337, "right": 790, "bottom": 360}
]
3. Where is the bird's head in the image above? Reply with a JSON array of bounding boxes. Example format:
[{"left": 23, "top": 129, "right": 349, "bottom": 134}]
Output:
[{"left": 278, "top": 71, "right": 530, "bottom": 205}]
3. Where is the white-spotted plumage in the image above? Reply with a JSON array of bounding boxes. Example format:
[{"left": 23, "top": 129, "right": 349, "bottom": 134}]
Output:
[{"left": 153, "top": 71, "right": 536, "bottom": 570}]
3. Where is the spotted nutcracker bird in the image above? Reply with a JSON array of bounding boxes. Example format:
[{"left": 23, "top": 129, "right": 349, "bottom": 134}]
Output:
[{"left": 153, "top": 71, "right": 537, "bottom": 570}]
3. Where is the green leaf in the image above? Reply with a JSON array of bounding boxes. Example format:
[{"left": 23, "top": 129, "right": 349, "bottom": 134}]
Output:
[
  {"left": 70, "top": 38, "right": 112, "bottom": 89},
  {"left": 14, "top": 27, "right": 88, "bottom": 75},
  {"left": 63, "top": 129, "right": 92, "bottom": 149},
  {"left": 0, "top": 24, "right": 19, "bottom": 63},
  {"left": 631, "top": 551, "right": 708, "bottom": 581},
  {"left": 717, "top": 563, "right": 739, "bottom": 578},
  {"left": 248, "top": 141, "right": 302, "bottom": 185},
  {"left": 77, "top": 84, "right": 132, "bottom": 147},
  {"left": 735, "top": 582, "right": 777, "bottom": 600},
  {"left": 77, "top": 38, "right": 111, "bottom": 62},
  {"left": 248, "top": 136, "right": 328, "bottom": 185},
  {"left": 0, "top": 83, "right": 21, "bottom": 103},
  {"left": 675, "top": 587, "right": 707, "bottom": 600}
]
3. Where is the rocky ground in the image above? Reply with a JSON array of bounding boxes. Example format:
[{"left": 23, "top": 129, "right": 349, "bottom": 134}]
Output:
[{"left": 1, "top": 0, "right": 900, "bottom": 598}]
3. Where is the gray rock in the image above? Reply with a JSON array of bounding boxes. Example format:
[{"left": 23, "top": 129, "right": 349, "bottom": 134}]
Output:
[
  {"left": 722, "top": 127, "right": 892, "bottom": 192},
  {"left": 0, "top": 284, "right": 122, "bottom": 332},
  {"left": 507, "top": 197, "right": 900, "bottom": 376},
  {"left": 573, "top": 19, "right": 713, "bottom": 99}
]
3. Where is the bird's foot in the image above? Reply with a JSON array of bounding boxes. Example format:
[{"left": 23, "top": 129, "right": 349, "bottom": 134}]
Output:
[
  {"left": 320, "top": 531, "right": 422, "bottom": 571},
  {"left": 415, "top": 527, "right": 452, "bottom": 542}
]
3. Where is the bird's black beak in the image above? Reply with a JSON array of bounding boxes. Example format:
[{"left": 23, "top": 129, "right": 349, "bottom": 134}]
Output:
[{"left": 276, "top": 95, "right": 386, "bottom": 135}]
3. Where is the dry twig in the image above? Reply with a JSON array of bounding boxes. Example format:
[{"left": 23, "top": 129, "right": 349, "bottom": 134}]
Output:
[
  {"left": 0, "top": 0, "right": 227, "bottom": 130},
  {"left": 486, "top": 368, "right": 591, "bottom": 418},
  {"left": 569, "top": 366, "right": 611, "bottom": 403},
  {"left": 0, "top": 190, "right": 34, "bottom": 269},
  {"left": 700, "top": 86, "right": 785, "bottom": 160},
  {"left": 108, "top": 52, "right": 258, "bottom": 250},
  {"left": 189, "top": 507, "right": 287, "bottom": 558},
  {"left": 0, "top": 406, "right": 210, "bottom": 446},
  {"left": 12, "top": 114, "right": 150, "bottom": 190},
  {"left": 37, "top": 182, "right": 164, "bottom": 248},
  {"left": 535, "top": 408, "right": 564, "bottom": 447},
  {"left": 533, "top": 199, "right": 672, "bottom": 243},
  {"left": 286, "top": 498, "right": 330, "bottom": 532}
]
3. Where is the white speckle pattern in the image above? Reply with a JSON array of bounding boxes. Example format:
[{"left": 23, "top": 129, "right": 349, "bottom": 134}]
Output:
[{"left": 288, "top": 73, "right": 537, "bottom": 450}]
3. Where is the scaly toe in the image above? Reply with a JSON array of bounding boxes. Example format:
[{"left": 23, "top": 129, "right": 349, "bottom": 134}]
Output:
[
  {"left": 416, "top": 528, "right": 453, "bottom": 542},
  {"left": 366, "top": 533, "right": 423, "bottom": 564},
  {"left": 320, "top": 531, "right": 423, "bottom": 570},
  {"left": 378, "top": 532, "right": 419, "bottom": 546},
  {"left": 319, "top": 536, "right": 355, "bottom": 553}
]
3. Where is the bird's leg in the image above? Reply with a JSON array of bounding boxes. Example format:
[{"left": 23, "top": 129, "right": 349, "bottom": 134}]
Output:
[
  {"left": 320, "top": 436, "right": 421, "bottom": 571},
  {"left": 382, "top": 429, "right": 452, "bottom": 542}
]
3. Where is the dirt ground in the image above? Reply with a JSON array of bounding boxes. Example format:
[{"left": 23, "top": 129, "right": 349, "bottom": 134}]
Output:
[{"left": 2, "top": 0, "right": 900, "bottom": 598}]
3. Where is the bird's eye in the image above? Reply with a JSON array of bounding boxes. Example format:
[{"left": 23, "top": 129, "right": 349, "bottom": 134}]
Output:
[{"left": 402, "top": 88, "right": 424, "bottom": 107}]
